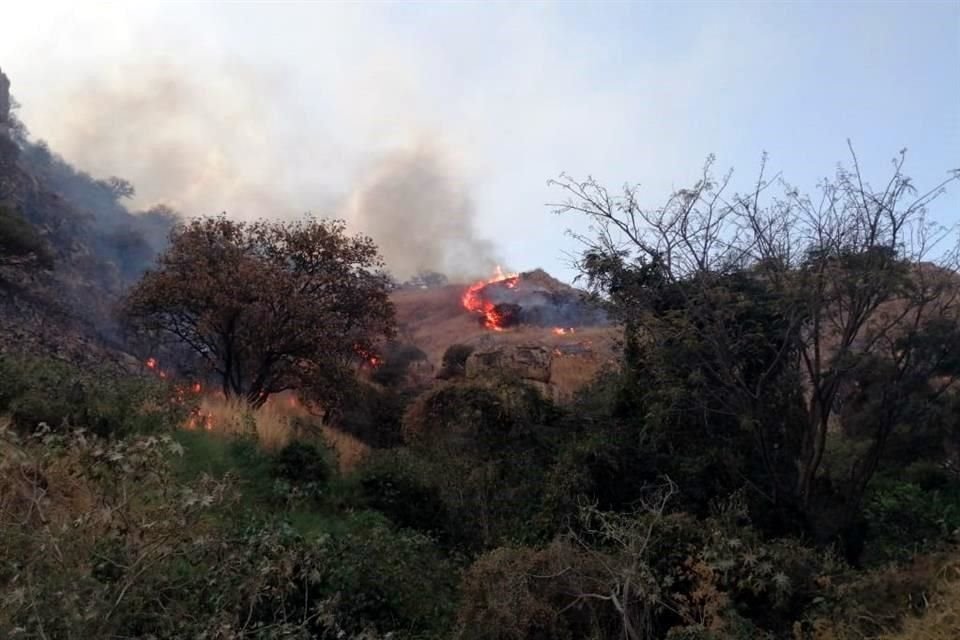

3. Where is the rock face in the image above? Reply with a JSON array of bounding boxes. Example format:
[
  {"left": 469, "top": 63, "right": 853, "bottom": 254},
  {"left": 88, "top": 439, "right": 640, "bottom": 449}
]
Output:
[{"left": 466, "top": 344, "right": 553, "bottom": 383}]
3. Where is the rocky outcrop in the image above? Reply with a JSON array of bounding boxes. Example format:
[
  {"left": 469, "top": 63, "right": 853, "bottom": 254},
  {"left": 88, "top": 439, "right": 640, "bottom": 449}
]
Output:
[{"left": 466, "top": 344, "right": 553, "bottom": 383}]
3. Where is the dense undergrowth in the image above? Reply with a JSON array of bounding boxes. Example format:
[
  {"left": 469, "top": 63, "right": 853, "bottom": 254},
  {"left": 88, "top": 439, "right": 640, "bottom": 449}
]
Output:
[{"left": 1, "top": 353, "right": 958, "bottom": 639}]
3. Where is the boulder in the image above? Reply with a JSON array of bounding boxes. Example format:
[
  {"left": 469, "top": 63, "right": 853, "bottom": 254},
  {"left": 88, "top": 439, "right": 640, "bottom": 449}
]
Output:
[{"left": 466, "top": 344, "right": 552, "bottom": 383}]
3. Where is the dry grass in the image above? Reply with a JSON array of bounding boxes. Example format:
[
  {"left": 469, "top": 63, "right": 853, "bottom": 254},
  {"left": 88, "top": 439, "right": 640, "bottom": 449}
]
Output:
[
  {"left": 392, "top": 284, "right": 620, "bottom": 400},
  {"left": 319, "top": 424, "right": 369, "bottom": 473},
  {"left": 879, "top": 559, "right": 960, "bottom": 640},
  {"left": 188, "top": 393, "right": 369, "bottom": 471}
]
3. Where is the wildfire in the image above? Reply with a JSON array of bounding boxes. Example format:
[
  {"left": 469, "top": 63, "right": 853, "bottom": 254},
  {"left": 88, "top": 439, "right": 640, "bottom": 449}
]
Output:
[
  {"left": 552, "top": 327, "right": 576, "bottom": 336},
  {"left": 144, "top": 357, "right": 213, "bottom": 430},
  {"left": 462, "top": 266, "right": 519, "bottom": 331},
  {"left": 353, "top": 345, "right": 382, "bottom": 368}
]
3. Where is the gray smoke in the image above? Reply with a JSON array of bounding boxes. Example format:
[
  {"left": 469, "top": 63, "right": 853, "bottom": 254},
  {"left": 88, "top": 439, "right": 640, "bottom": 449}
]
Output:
[
  {"left": 479, "top": 276, "right": 609, "bottom": 328},
  {"left": 16, "top": 63, "right": 498, "bottom": 280},
  {"left": 344, "top": 145, "right": 498, "bottom": 279}
]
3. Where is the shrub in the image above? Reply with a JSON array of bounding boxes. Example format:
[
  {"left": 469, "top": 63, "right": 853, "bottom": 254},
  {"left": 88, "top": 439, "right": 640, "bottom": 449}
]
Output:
[
  {"left": 271, "top": 440, "right": 331, "bottom": 503},
  {"left": 438, "top": 343, "right": 475, "bottom": 379},
  {"left": 402, "top": 378, "right": 554, "bottom": 454},
  {"left": 0, "top": 204, "right": 52, "bottom": 268},
  {"left": 0, "top": 354, "right": 186, "bottom": 437},
  {"left": 862, "top": 479, "right": 960, "bottom": 564},
  {"left": 272, "top": 440, "right": 330, "bottom": 485},
  {"left": 370, "top": 341, "right": 429, "bottom": 388},
  {"left": 338, "top": 381, "right": 406, "bottom": 447},
  {"left": 358, "top": 449, "right": 457, "bottom": 544},
  {"left": 317, "top": 517, "right": 459, "bottom": 635},
  {"left": 0, "top": 426, "right": 233, "bottom": 638}
]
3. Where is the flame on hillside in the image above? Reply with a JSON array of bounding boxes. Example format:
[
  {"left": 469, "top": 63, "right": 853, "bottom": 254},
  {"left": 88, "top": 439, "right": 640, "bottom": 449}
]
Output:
[
  {"left": 144, "top": 357, "right": 214, "bottom": 430},
  {"left": 462, "top": 268, "right": 584, "bottom": 335},
  {"left": 462, "top": 266, "right": 519, "bottom": 330}
]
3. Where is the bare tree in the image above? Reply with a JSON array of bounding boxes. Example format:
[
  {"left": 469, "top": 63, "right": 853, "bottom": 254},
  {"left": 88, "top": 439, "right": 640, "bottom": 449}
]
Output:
[
  {"left": 552, "top": 146, "right": 960, "bottom": 538},
  {"left": 565, "top": 479, "right": 678, "bottom": 640}
]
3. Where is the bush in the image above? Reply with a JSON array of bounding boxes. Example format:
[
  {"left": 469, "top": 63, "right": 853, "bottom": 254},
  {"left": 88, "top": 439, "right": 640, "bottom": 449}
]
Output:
[
  {"left": 0, "top": 425, "right": 456, "bottom": 639},
  {"left": 0, "top": 426, "right": 233, "bottom": 638},
  {"left": 0, "top": 355, "right": 186, "bottom": 437},
  {"left": 317, "top": 517, "right": 459, "bottom": 635},
  {"left": 359, "top": 449, "right": 457, "bottom": 544},
  {"left": 402, "top": 378, "right": 554, "bottom": 454},
  {"left": 272, "top": 440, "right": 330, "bottom": 485},
  {"left": 370, "top": 341, "right": 428, "bottom": 388},
  {"left": 438, "top": 343, "right": 475, "bottom": 379},
  {"left": 863, "top": 479, "right": 960, "bottom": 564},
  {"left": 271, "top": 440, "right": 331, "bottom": 504},
  {"left": 338, "top": 381, "right": 406, "bottom": 447}
]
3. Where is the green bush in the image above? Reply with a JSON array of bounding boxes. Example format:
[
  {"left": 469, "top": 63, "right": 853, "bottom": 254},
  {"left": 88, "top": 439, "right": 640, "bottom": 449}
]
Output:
[
  {"left": 403, "top": 378, "right": 554, "bottom": 454},
  {"left": 318, "top": 516, "right": 459, "bottom": 635},
  {"left": 272, "top": 440, "right": 330, "bottom": 485},
  {"left": 338, "top": 381, "right": 406, "bottom": 447},
  {"left": 359, "top": 449, "right": 458, "bottom": 545},
  {"left": 0, "top": 355, "right": 185, "bottom": 437},
  {"left": 863, "top": 479, "right": 960, "bottom": 564}
]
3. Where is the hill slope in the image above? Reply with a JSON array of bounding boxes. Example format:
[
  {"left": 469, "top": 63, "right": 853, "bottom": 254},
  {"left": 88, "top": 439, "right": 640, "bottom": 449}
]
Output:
[{"left": 391, "top": 273, "right": 620, "bottom": 400}]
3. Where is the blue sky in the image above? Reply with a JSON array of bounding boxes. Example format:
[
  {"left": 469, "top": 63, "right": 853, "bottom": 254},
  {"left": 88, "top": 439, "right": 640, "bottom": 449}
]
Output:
[{"left": 2, "top": 1, "right": 957, "bottom": 281}]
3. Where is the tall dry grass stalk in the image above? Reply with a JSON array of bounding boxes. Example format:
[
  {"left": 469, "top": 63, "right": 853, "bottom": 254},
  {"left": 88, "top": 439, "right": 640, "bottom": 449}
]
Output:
[{"left": 188, "top": 393, "right": 370, "bottom": 471}]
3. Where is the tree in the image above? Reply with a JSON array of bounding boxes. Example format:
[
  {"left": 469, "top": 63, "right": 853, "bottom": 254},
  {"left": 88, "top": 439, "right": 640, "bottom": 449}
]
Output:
[
  {"left": 552, "top": 146, "right": 960, "bottom": 548},
  {"left": 121, "top": 214, "right": 395, "bottom": 408}
]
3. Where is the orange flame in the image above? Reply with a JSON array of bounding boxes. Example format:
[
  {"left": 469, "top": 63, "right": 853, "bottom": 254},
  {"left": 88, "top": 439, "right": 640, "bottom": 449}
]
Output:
[
  {"left": 352, "top": 345, "right": 382, "bottom": 368},
  {"left": 462, "top": 266, "right": 519, "bottom": 331},
  {"left": 552, "top": 327, "right": 576, "bottom": 336}
]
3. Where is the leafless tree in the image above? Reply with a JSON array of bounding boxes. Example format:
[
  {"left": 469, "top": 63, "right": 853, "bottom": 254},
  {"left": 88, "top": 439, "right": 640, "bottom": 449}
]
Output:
[{"left": 551, "top": 145, "right": 960, "bottom": 534}]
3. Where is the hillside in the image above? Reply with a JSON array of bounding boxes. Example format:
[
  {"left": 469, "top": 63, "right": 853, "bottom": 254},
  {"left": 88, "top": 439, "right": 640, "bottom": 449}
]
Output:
[
  {"left": 0, "top": 67, "right": 174, "bottom": 367},
  {"left": 391, "top": 270, "right": 620, "bottom": 400}
]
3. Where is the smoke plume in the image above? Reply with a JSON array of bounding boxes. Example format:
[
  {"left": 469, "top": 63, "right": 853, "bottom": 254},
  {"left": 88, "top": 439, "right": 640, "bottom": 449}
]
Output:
[
  {"left": 344, "top": 145, "right": 497, "bottom": 279},
  {"left": 19, "top": 63, "right": 497, "bottom": 279}
]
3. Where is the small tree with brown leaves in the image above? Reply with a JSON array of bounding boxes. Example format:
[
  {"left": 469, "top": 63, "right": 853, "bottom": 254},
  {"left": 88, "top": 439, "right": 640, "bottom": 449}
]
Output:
[{"left": 121, "top": 215, "right": 395, "bottom": 408}]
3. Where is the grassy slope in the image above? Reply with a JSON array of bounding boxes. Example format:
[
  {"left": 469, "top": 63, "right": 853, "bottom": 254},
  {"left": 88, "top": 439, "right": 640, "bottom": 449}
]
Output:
[{"left": 391, "top": 282, "right": 621, "bottom": 398}]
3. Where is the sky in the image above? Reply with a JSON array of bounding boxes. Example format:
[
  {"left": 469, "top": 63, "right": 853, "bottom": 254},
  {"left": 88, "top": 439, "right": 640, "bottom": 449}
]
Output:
[{"left": 1, "top": 1, "right": 958, "bottom": 282}]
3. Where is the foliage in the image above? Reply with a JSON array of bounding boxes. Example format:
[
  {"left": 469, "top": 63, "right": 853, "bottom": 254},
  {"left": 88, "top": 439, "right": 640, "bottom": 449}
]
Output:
[
  {"left": 271, "top": 440, "right": 331, "bottom": 503},
  {"left": 338, "top": 380, "right": 407, "bottom": 447},
  {"left": 370, "top": 340, "right": 429, "bottom": 388},
  {"left": 459, "top": 486, "right": 842, "bottom": 640},
  {"left": 120, "top": 214, "right": 396, "bottom": 407},
  {"left": 358, "top": 448, "right": 460, "bottom": 545},
  {"left": 553, "top": 150, "right": 960, "bottom": 557},
  {"left": 862, "top": 479, "right": 960, "bottom": 564},
  {"left": 799, "top": 552, "right": 960, "bottom": 639},
  {"left": 0, "top": 354, "right": 187, "bottom": 437},
  {"left": 0, "top": 423, "right": 457, "bottom": 639},
  {"left": 0, "top": 425, "right": 231, "bottom": 638},
  {"left": 403, "top": 377, "right": 555, "bottom": 454},
  {"left": 438, "top": 343, "right": 475, "bottom": 379},
  {"left": 403, "top": 379, "right": 561, "bottom": 549}
]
